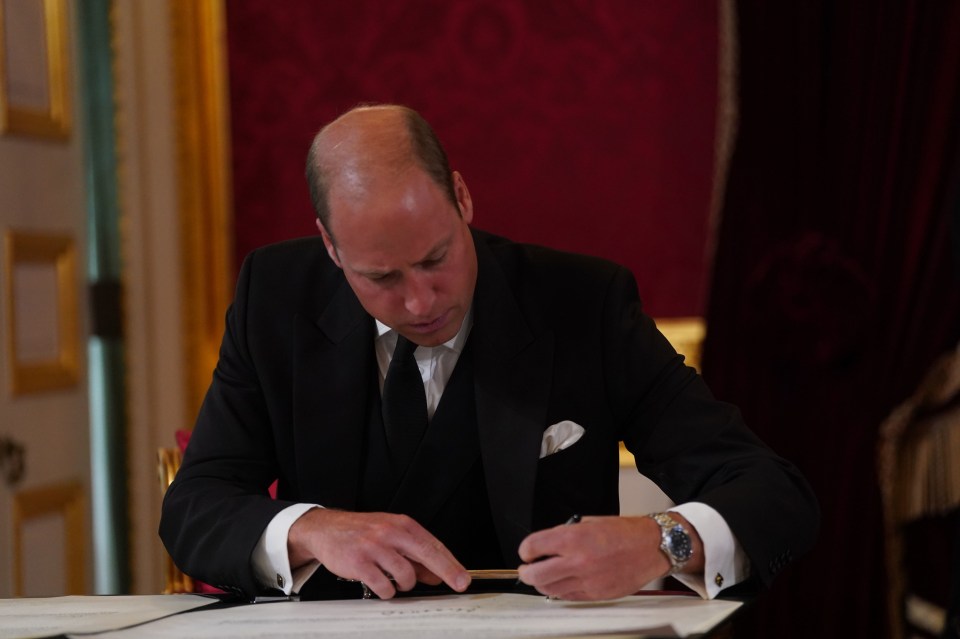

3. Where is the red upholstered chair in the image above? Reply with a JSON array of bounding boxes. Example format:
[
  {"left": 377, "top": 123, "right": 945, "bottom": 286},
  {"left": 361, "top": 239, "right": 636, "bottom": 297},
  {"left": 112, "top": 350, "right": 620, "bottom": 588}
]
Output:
[
  {"left": 157, "top": 436, "right": 197, "bottom": 594},
  {"left": 158, "top": 429, "right": 277, "bottom": 594}
]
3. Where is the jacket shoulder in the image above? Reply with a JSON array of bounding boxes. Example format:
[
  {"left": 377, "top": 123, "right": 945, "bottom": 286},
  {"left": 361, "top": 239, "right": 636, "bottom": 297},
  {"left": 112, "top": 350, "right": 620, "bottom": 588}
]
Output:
[
  {"left": 475, "top": 229, "right": 627, "bottom": 294},
  {"left": 235, "top": 236, "right": 344, "bottom": 312}
]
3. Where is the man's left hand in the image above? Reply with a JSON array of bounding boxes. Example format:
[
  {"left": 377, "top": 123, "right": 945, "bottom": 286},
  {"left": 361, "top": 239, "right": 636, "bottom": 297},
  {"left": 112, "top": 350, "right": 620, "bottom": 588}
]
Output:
[{"left": 516, "top": 514, "right": 704, "bottom": 600}]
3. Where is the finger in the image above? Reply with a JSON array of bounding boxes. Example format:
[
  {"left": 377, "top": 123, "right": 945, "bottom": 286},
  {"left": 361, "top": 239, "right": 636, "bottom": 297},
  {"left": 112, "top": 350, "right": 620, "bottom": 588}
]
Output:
[
  {"left": 523, "top": 567, "right": 583, "bottom": 598},
  {"left": 517, "top": 555, "right": 567, "bottom": 586},
  {"left": 392, "top": 521, "right": 470, "bottom": 592},
  {"left": 352, "top": 564, "right": 397, "bottom": 600},
  {"left": 376, "top": 552, "right": 419, "bottom": 592},
  {"left": 518, "top": 526, "right": 571, "bottom": 563},
  {"left": 517, "top": 530, "right": 550, "bottom": 563},
  {"left": 414, "top": 547, "right": 470, "bottom": 592},
  {"left": 412, "top": 562, "right": 443, "bottom": 586}
]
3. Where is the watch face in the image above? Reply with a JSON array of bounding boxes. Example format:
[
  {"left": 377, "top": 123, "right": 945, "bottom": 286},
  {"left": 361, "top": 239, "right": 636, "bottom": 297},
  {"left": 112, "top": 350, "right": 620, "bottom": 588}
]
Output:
[{"left": 668, "top": 527, "right": 693, "bottom": 561}]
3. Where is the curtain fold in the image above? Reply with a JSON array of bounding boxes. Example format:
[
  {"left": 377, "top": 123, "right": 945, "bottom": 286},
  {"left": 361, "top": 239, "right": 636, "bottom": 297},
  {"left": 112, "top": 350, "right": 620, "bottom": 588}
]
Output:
[{"left": 702, "top": 1, "right": 960, "bottom": 637}]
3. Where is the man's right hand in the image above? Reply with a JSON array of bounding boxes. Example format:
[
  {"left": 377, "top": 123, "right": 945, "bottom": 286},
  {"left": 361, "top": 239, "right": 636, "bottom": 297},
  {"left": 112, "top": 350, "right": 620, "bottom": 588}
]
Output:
[{"left": 287, "top": 508, "right": 471, "bottom": 599}]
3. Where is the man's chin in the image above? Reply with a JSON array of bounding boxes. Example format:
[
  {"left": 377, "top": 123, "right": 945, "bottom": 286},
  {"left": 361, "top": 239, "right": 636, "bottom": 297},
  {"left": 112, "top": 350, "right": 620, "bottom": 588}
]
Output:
[{"left": 403, "top": 315, "right": 462, "bottom": 347}]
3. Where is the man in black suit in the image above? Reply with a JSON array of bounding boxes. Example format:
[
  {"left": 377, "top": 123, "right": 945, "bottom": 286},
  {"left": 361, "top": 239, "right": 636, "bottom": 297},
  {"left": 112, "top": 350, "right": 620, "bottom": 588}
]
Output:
[{"left": 160, "top": 104, "right": 818, "bottom": 601}]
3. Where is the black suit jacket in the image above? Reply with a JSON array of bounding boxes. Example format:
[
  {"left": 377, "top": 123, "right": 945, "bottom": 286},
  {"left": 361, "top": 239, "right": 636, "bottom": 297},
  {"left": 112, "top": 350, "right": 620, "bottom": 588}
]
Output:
[{"left": 160, "top": 230, "right": 819, "bottom": 598}]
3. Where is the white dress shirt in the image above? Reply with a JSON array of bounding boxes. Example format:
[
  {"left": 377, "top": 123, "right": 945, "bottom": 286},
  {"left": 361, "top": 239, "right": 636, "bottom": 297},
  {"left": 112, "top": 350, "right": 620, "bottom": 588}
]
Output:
[{"left": 250, "top": 310, "right": 747, "bottom": 598}]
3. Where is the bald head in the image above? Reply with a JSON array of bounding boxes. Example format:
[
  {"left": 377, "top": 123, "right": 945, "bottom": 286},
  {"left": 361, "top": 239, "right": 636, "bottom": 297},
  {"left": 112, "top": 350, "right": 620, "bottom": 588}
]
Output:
[{"left": 306, "top": 105, "right": 458, "bottom": 243}]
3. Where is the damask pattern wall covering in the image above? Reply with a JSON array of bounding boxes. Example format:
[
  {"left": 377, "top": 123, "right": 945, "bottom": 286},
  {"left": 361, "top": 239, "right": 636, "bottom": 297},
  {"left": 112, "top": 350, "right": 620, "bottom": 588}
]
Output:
[{"left": 225, "top": 0, "right": 719, "bottom": 317}]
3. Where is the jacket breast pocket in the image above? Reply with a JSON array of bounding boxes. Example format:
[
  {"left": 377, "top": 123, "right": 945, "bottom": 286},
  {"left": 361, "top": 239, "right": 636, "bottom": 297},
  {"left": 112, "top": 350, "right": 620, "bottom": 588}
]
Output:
[{"left": 531, "top": 429, "right": 620, "bottom": 530}]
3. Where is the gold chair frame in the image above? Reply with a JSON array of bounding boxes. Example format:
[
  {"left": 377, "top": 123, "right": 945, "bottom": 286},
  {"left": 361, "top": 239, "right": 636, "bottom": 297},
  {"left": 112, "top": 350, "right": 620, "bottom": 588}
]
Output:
[{"left": 157, "top": 447, "right": 194, "bottom": 594}]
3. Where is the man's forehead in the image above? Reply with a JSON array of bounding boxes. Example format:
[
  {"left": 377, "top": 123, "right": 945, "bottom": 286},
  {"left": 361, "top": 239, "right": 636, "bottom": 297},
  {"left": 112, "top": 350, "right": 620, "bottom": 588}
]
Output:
[
  {"left": 328, "top": 160, "right": 412, "bottom": 202},
  {"left": 341, "top": 233, "right": 453, "bottom": 275}
]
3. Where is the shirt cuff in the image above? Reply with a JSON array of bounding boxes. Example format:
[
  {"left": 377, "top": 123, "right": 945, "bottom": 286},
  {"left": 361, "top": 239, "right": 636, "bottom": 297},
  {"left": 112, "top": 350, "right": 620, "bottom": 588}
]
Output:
[
  {"left": 251, "top": 503, "right": 322, "bottom": 595},
  {"left": 667, "top": 502, "right": 750, "bottom": 599}
]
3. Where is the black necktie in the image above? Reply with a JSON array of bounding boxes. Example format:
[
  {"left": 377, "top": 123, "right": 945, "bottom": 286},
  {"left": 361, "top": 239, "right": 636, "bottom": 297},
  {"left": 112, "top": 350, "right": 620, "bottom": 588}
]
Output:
[{"left": 382, "top": 335, "right": 428, "bottom": 473}]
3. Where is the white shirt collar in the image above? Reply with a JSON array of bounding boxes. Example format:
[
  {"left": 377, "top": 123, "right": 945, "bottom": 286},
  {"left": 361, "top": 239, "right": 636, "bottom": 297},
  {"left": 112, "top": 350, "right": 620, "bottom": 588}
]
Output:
[{"left": 374, "top": 306, "right": 473, "bottom": 354}]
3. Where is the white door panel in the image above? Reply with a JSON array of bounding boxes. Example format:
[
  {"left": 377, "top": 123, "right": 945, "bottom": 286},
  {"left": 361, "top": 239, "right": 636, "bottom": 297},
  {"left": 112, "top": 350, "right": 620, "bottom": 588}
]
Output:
[{"left": 0, "top": 2, "right": 91, "bottom": 595}]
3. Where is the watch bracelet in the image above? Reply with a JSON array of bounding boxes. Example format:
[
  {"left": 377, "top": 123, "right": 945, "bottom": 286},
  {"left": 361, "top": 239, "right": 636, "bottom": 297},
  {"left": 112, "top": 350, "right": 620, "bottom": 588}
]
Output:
[{"left": 649, "top": 512, "right": 692, "bottom": 574}]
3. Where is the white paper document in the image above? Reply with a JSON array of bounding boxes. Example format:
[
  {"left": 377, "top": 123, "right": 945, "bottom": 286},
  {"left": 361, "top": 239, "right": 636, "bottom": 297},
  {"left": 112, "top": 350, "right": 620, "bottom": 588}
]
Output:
[
  {"left": 74, "top": 593, "right": 741, "bottom": 638},
  {"left": 0, "top": 594, "right": 214, "bottom": 639}
]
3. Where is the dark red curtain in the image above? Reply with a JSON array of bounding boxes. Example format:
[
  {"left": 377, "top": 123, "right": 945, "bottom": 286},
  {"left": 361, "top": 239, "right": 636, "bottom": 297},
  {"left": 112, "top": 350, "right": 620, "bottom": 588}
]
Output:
[
  {"left": 225, "top": 1, "right": 718, "bottom": 317},
  {"left": 702, "top": 2, "right": 960, "bottom": 637}
]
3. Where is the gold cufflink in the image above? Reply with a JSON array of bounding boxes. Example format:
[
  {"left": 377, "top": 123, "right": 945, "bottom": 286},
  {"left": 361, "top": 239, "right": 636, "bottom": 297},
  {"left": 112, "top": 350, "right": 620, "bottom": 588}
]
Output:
[
  {"left": 714, "top": 573, "right": 724, "bottom": 587},
  {"left": 277, "top": 574, "right": 285, "bottom": 588}
]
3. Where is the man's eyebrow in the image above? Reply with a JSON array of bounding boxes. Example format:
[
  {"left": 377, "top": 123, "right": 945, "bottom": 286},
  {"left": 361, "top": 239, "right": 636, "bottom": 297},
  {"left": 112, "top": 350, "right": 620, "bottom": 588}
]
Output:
[
  {"left": 357, "top": 268, "right": 393, "bottom": 279},
  {"left": 353, "top": 237, "right": 451, "bottom": 278},
  {"left": 416, "top": 238, "right": 450, "bottom": 263}
]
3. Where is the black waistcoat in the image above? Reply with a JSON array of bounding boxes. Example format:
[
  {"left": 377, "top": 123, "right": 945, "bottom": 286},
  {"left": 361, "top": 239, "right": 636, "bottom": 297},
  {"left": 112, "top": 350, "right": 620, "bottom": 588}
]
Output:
[{"left": 301, "top": 342, "right": 504, "bottom": 600}]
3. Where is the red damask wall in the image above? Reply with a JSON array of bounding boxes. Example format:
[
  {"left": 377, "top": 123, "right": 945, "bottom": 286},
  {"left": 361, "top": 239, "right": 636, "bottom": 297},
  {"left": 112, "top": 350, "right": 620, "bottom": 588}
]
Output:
[{"left": 226, "top": 1, "right": 718, "bottom": 316}]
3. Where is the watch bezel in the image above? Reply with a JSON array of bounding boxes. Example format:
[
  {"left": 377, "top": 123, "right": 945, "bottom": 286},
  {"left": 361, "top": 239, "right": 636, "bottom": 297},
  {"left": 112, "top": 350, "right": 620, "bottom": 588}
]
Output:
[
  {"left": 650, "top": 512, "right": 693, "bottom": 573},
  {"left": 666, "top": 525, "right": 693, "bottom": 562}
]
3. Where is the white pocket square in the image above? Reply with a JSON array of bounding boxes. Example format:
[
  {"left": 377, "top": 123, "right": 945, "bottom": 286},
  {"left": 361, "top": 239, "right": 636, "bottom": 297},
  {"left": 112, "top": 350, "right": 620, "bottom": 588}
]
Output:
[{"left": 539, "top": 420, "right": 585, "bottom": 459}]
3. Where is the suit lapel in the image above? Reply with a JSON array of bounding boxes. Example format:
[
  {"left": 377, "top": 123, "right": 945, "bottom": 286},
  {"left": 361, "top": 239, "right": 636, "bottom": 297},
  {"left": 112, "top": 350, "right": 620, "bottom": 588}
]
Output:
[
  {"left": 471, "top": 236, "right": 554, "bottom": 564},
  {"left": 292, "top": 278, "right": 373, "bottom": 509}
]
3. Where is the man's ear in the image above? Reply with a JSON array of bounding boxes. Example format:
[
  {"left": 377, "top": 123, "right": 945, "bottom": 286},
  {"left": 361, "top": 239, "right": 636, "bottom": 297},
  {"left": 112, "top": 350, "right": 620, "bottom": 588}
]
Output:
[
  {"left": 452, "top": 171, "right": 474, "bottom": 224},
  {"left": 316, "top": 219, "right": 342, "bottom": 267}
]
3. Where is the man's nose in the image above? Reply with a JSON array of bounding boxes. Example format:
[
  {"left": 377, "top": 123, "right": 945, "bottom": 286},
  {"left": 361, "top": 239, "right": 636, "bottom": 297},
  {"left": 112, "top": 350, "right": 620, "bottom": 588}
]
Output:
[{"left": 403, "top": 273, "right": 436, "bottom": 317}]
